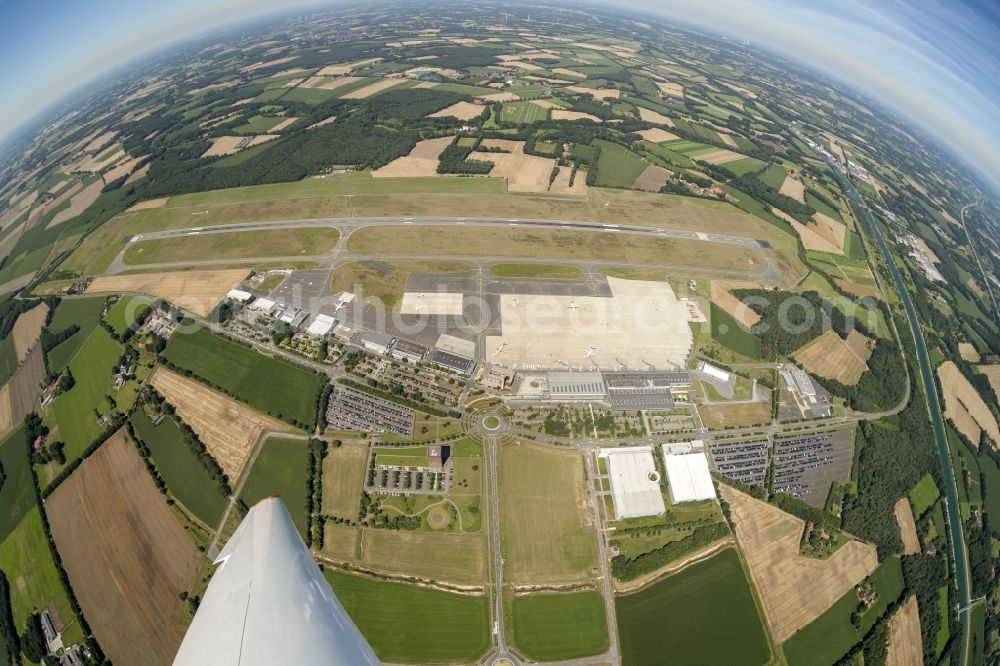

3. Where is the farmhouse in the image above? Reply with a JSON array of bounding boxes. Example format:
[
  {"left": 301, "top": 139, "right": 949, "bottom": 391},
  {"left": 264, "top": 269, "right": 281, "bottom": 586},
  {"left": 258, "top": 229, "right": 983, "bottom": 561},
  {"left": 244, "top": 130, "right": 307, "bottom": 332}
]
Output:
[
  {"left": 391, "top": 338, "right": 428, "bottom": 364},
  {"left": 599, "top": 446, "right": 666, "bottom": 519},
  {"left": 661, "top": 449, "right": 716, "bottom": 503},
  {"left": 360, "top": 330, "right": 395, "bottom": 354}
]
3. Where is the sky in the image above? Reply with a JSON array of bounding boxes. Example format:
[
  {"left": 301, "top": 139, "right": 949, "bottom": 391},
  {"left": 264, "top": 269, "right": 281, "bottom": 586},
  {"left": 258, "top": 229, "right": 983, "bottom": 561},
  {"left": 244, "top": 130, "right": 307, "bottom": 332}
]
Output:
[{"left": 0, "top": 0, "right": 998, "bottom": 187}]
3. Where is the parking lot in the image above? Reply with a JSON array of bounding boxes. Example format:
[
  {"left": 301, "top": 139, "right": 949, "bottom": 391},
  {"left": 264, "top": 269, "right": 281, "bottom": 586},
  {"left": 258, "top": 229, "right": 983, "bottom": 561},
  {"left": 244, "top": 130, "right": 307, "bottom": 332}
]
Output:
[
  {"left": 711, "top": 439, "right": 770, "bottom": 487},
  {"left": 325, "top": 384, "right": 414, "bottom": 436},
  {"left": 771, "top": 429, "right": 854, "bottom": 507}
]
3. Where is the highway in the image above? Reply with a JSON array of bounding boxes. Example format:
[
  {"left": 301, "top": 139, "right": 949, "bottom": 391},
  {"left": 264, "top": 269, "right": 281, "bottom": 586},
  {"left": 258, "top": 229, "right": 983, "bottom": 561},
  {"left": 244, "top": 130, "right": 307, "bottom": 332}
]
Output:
[{"left": 842, "top": 175, "right": 972, "bottom": 666}]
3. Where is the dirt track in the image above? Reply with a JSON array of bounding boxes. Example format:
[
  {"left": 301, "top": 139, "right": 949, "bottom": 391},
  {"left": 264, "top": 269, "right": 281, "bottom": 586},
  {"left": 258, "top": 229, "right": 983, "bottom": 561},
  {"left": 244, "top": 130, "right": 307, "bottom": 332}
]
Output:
[{"left": 47, "top": 431, "right": 197, "bottom": 666}]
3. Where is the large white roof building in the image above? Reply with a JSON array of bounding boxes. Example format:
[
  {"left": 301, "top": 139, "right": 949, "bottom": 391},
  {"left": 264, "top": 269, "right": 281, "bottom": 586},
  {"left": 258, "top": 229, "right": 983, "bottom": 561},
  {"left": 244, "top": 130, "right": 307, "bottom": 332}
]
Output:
[
  {"left": 661, "top": 449, "right": 716, "bottom": 504},
  {"left": 599, "top": 447, "right": 665, "bottom": 519}
]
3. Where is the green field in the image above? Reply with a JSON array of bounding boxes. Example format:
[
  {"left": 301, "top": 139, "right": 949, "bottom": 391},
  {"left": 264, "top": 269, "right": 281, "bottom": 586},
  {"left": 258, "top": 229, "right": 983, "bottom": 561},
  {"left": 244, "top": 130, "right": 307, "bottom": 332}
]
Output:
[
  {"left": 0, "top": 335, "right": 17, "bottom": 385},
  {"left": 710, "top": 302, "right": 762, "bottom": 359},
  {"left": 104, "top": 295, "right": 151, "bottom": 336},
  {"left": 616, "top": 548, "right": 770, "bottom": 665},
  {"left": 500, "top": 100, "right": 549, "bottom": 123},
  {"left": 163, "top": 327, "right": 324, "bottom": 427},
  {"left": 490, "top": 263, "right": 583, "bottom": 279},
  {"left": 324, "top": 569, "right": 490, "bottom": 663},
  {"left": 232, "top": 114, "right": 285, "bottom": 134},
  {"left": 510, "top": 591, "right": 609, "bottom": 661},
  {"left": 758, "top": 163, "right": 788, "bottom": 189},
  {"left": 909, "top": 473, "right": 940, "bottom": 517},
  {"left": 48, "top": 327, "right": 124, "bottom": 467},
  {"left": 130, "top": 409, "right": 228, "bottom": 526},
  {"left": 0, "top": 426, "right": 33, "bottom": 543},
  {"left": 592, "top": 139, "right": 648, "bottom": 188},
  {"left": 46, "top": 296, "right": 106, "bottom": 371},
  {"left": 978, "top": 452, "right": 1000, "bottom": 535},
  {"left": 329, "top": 260, "right": 470, "bottom": 309},
  {"left": 782, "top": 557, "right": 904, "bottom": 666},
  {"left": 239, "top": 436, "right": 309, "bottom": 536},
  {"left": 123, "top": 227, "right": 340, "bottom": 265}
]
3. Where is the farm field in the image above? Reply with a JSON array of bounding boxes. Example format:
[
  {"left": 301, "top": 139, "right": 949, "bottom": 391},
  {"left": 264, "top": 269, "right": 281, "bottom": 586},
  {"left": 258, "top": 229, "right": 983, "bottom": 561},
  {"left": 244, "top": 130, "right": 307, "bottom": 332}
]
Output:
[
  {"left": 498, "top": 440, "right": 598, "bottom": 584},
  {"left": 886, "top": 595, "right": 922, "bottom": 666},
  {"left": 10, "top": 303, "right": 47, "bottom": 362},
  {"left": 468, "top": 144, "right": 558, "bottom": 194},
  {"left": 238, "top": 436, "right": 309, "bottom": 536},
  {"left": 894, "top": 497, "right": 921, "bottom": 555},
  {"left": 87, "top": 269, "right": 249, "bottom": 318},
  {"left": 129, "top": 408, "right": 229, "bottom": 526},
  {"left": 709, "top": 301, "right": 762, "bottom": 359},
  {"left": 347, "top": 225, "right": 764, "bottom": 275},
  {"left": 908, "top": 473, "right": 940, "bottom": 516},
  {"left": 426, "top": 101, "right": 486, "bottom": 120},
  {"left": 699, "top": 401, "right": 771, "bottom": 428},
  {"left": 937, "top": 361, "right": 999, "bottom": 447},
  {"left": 47, "top": 327, "right": 124, "bottom": 470},
  {"left": 45, "top": 295, "right": 106, "bottom": 371},
  {"left": 781, "top": 558, "right": 904, "bottom": 666},
  {"left": 329, "top": 260, "right": 469, "bottom": 308},
  {"left": 162, "top": 326, "right": 324, "bottom": 428},
  {"left": 616, "top": 548, "right": 770, "bottom": 666},
  {"left": 500, "top": 100, "right": 549, "bottom": 123},
  {"left": 0, "top": 345, "right": 46, "bottom": 439},
  {"left": 150, "top": 367, "right": 292, "bottom": 480},
  {"left": 321, "top": 444, "right": 368, "bottom": 519},
  {"left": 719, "top": 485, "right": 878, "bottom": 643},
  {"left": 0, "top": 426, "right": 33, "bottom": 542},
  {"left": 510, "top": 590, "right": 609, "bottom": 661},
  {"left": 104, "top": 295, "right": 151, "bottom": 336},
  {"left": 795, "top": 330, "right": 871, "bottom": 385},
  {"left": 47, "top": 431, "right": 198, "bottom": 666},
  {"left": 123, "top": 227, "right": 340, "bottom": 264},
  {"left": 372, "top": 136, "right": 454, "bottom": 178},
  {"left": 324, "top": 569, "right": 490, "bottom": 664},
  {"left": 592, "top": 139, "right": 648, "bottom": 188},
  {"left": 980, "top": 364, "right": 1000, "bottom": 401}
]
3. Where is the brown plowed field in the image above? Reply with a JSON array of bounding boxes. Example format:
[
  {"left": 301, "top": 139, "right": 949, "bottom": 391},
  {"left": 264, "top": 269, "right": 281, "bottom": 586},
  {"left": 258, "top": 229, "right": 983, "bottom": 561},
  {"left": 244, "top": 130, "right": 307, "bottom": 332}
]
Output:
[
  {"left": 720, "top": 485, "right": 878, "bottom": 644},
  {"left": 886, "top": 595, "right": 923, "bottom": 666},
  {"left": 150, "top": 367, "right": 290, "bottom": 479},
  {"left": 632, "top": 165, "right": 672, "bottom": 192},
  {"left": 87, "top": 269, "right": 248, "bottom": 317},
  {"left": 47, "top": 431, "right": 198, "bottom": 666},
  {"left": 894, "top": 498, "right": 920, "bottom": 555},
  {"left": 0, "top": 345, "right": 46, "bottom": 439},
  {"left": 11, "top": 303, "right": 47, "bottom": 362}
]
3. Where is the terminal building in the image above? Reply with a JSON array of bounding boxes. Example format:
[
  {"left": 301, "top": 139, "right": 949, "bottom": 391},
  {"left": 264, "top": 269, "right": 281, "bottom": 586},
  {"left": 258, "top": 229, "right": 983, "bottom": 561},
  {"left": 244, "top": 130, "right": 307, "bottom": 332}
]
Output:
[
  {"left": 598, "top": 447, "right": 665, "bottom": 519},
  {"left": 540, "top": 370, "right": 690, "bottom": 410},
  {"left": 547, "top": 371, "right": 606, "bottom": 401},
  {"left": 427, "top": 348, "right": 475, "bottom": 375},
  {"left": 391, "top": 339, "right": 427, "bottom": 364}
]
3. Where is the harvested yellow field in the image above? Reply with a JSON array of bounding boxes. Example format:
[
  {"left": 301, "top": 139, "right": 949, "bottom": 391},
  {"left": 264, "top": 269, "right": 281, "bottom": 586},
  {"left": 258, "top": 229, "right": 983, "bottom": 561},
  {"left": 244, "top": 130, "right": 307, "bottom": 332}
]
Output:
[
  {"left": 894, "top": 498, "right": 920, "bottom": 556},
  {"left": 697, "top": 149, "right": 745, "bottom": 165},
  {"left": 300, "top": 75, "right": 363, "bottom": 91},
  {"left": 201, "top": 135, "right": 278, "bottom": 158},
  {"left": 124, "top": 163, "right": 150, "bottom": 184},
  {"left": 241, "top": 56, "right": 295, "bottom": 73},
  {"left": 49, "top": 180, "right": 103, "bottom": 227},
  {"left": 126, "top": 197, "right": 168, "bottom": 212},
  {"left": 980, "top": 365, "right": 1000, "bottom": 402},
  {"left": 307, "top": 115, "right": 337, "bottom": 129},
  {"left": 270, "top": 117, "right": 298, "bottom": 132},
  {"left": 938, "top": 361, "right": 1000, "bottom": 448},
  {"left": 530, "top": 99, "right": 563, "bottom": 110},
  {"left": 83, "top": 131, "right": 116, "bottom": 153},
  {"left": 772, "top": 208, "right": 844, "bottom": 255},
  {"left": 958, "top": 342, "right": 980, "bottom": 362},
  {"left": 427, "top": 101, "right": 486, "bottom": 120},
  {"left": 567, "top": 85, "right": 621, "bottom": 100},
  {"left": 317, "top": 64, "right": 353, "bottom": 76},
  {"left": 698, "top": 402, "right": 771, "bottom": 428},
  {"left": 0, "top": 386, "right": 11, "bottom": 437},
  {"left": 372, "top": 136, "right": 454, "bottom": 178},
  {"left": 887, "top": 596, "right": 923, "bottom": 666},
  {"left": 342, "top": 78, "right": 405, "bottom": 99},
  {"left": 548, "top": 166, "right": 588, "bottom": 196},
  {"left": 710, "top": 280, "right": 761, "bottom": 327},
  {"left": 834, "top": 277, "right": 882, "bottom": 300},
  {"left": 482, "top": 92, "right": 521, "bottom": 102},
  {"left": 150, "top": 368, "right": 290, "bottom": 480},
  {"left": 11, "top": 303, "right": 47, "bottom": 362},
  {"left": 551, "top": 67, "right": 586, "bottom": 79},
  {"left": 102, "top": 154, "right": 147, "bottom": 184},
  {"left": 779, "top": 174, "right": 805, "bottom": 203},
  {"left": 469, "top": 150, "right": 557, "bottom": 194},
  {"left": 720, "top": 485, "right": 878, "bottom": 644},
  {"left": 655, "top": 80, "right": 684, "bottom": 97},
  {"left": 795, "top": 330, "right": 871, "bottom": 385},
  {"left": 637, "top": 128, "right": 680, "bottom": 143},
  {"left": 637, "top": 107, "right": 674, "bottom": 126},
  {"left": 717, "top": 132, "right": 739, "bottom": 148},
  {"left": 479, "top": 139, "right": 523, "bottom": 152},
  {"left": 915, "top": 238, "right": 940, "bottom": 263},
  {"left": 412, "top": 81, "right": 439, "bottom": 89},
  {"left": 87, "top": 269, "right": 248, "bottom": 317},
  {"left": 813, "top": 212, "right": 847, "bottom": 249},
  {"left": 552, "top": 109, "right": 601, "bottom": 122}
]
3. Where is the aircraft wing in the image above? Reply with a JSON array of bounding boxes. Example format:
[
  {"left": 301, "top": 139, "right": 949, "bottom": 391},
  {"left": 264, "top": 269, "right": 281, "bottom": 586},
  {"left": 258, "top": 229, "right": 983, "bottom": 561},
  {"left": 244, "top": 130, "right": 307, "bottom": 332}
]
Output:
[{"left": 173, "top": 497, "right": 380, "bottom": 666}]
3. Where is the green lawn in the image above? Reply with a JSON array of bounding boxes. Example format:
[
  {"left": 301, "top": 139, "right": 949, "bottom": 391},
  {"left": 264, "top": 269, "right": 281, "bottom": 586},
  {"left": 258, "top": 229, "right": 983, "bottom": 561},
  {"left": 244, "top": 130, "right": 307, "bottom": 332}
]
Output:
[
  {"left": 782, "top": 557, "right": 904, "bottom": 666},
  {"left": 710, "top": 302, "right": 762, "bottom": 359},
  {"left": 163, "top": 327, "right": 324, "bottom": 428},
  {"left": 592, "top": 139, "right": 648, "bottom": 188},
  {"left": 130, "top": 409, "right": 228, "bottom": 526},
  {"left": 909, "top": 473, "right": 940, "bottom": 517},
  {"left": 490, "top": 263, "right": 583, "bottom": 279},
  {"left": 616, "top": 548, "right": 770, "bottom": 666},
  {"left": 500, "top": 100, "right": 549, "bottom": 123},
  {"left": 48, "top": 327, "right": 124, "bottom": 467},
  {"left": 0, "top": 507, "right": 75, "bottom": 633},
  {"left": 239, "top": 437, "right": 309, "bottom": 536},
  {"left": 324, "top": 569, "right": 490, "bottom": 663},
  {"left": 511, "top": 590, "right": 609, "bottom": 661},
  {"left": 104, "top": 295, "right": 151, "bottom": 336},
  {"left": 45, "top": 296, "right": 106, "bottom": 371}
]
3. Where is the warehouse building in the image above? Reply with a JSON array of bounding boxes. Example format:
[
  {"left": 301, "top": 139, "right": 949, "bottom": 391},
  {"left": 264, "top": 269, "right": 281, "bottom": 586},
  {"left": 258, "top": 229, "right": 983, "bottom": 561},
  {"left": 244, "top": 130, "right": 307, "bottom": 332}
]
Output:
[
  {"left": 427, "top": 348, "right": 475, "bottom": 375},
  {"left": 599, "top": 447, "right": 665, "bottom": 519},
  {"left": 305, "top": 314, "right": 337, "bottom": 337},
  {"left": 391, "top": 338, "right": 428, "bottom": 364},
  {"left": 547, "top": 371, "right": 606, "bottom": 400},
  {"left": 360, "top": 331, "right": 395, "bottom": 355},
  {"left": 661, "top": 448, "right": 716, "bottom": 503}
]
